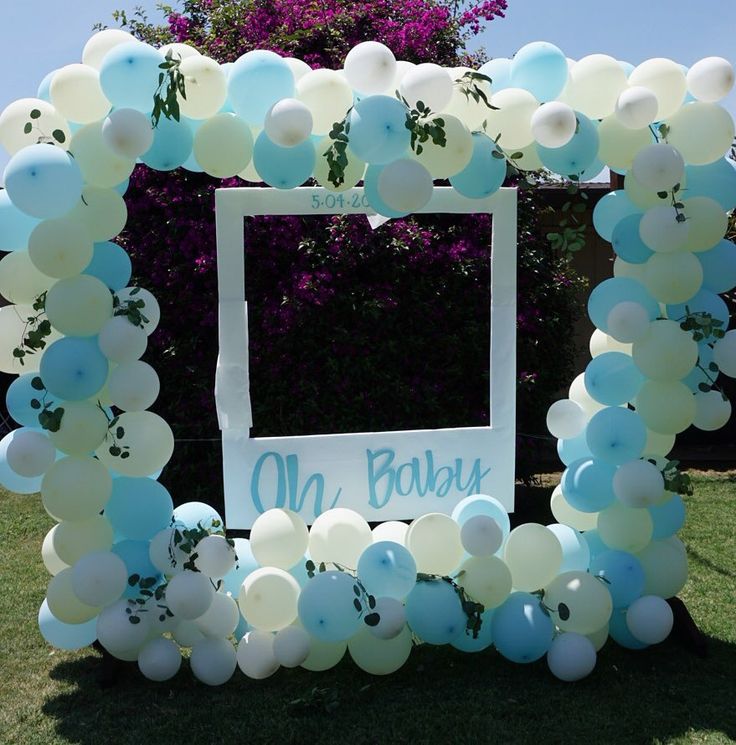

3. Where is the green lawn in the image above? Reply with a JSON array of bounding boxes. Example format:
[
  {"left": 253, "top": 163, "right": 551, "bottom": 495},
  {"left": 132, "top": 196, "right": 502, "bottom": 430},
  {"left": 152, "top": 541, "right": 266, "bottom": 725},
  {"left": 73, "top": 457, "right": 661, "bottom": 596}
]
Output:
[{"left": 1, "top": 472, "right": 735, "bottom": 745}]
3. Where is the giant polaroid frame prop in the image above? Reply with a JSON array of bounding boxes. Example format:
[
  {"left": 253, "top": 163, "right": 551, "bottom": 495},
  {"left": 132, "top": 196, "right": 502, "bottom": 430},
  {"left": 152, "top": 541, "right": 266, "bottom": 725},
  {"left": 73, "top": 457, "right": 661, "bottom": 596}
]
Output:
[{"left": 215, "top": 186, "right": 517, "bottom": 528}]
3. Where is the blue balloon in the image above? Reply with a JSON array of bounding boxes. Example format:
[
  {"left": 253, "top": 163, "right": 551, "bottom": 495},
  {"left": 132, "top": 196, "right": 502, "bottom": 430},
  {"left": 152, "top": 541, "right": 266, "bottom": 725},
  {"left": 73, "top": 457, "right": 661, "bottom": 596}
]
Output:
[
  {"left": 548, "top": 523, "right": 591, "bottom": 572},
  {"left": 6, "top": 373, "right": 44, "bottom": 427},
  {"left": 618, "top": 60, "right": 635, "bottom": 77},
  {"left": 684, "top": 159, "right": 736, "bottom": 211},
  {"left": 105, "top": 477, "right": 174, "bottom": 541},
  {"left": 114, "top": 178, "right": 130, "bottom": 196},
  {"left": 221, "top": 538, "right": 259, "bottom": 597},
  {"left": 172, "top": 501, "right": 223, "bottom": 530},
  {"left": 511, "top": 42, "right": 568, "bottom": 101},
  {"left": 585, "top": 352, "right": 645, "bottom": 406},
  {"left": 405, "top": 579, "right": 466, "bottom": 645},
  {"left": 682, "top": 343, "right": 714, "bottom": 393},
  {"left": 0, "top": 428, "right": 46, "bottom": 494},
  {"left": 492, "top": 592, "right": 554, "bottom": 663},
  {"left": 609, "top": 607, "right": 649, "bottom": 649},
  {"left": 4, "top": 144, "right": 83, "bottom": 219},
  {"left": 561, "top": 458, "right": 617, "bottom": 512},
  {"left": 592, "top": 190, "right": 639, "bottom": 241},
  {"left": 0, "top": 188, "right": 39, "bottom": 251},
  {"left": 228, "top": 50, "right": 295, "bottom": 124},
  {"left": 347, "top": 95, "right": 411, "bottom": 165},
  {"left": 450, "top": 133, "right": 506, "bottom": 198},
  {"left": 253, "top": 131, "right": 315, "bottom": 189},
  {"left": 588, "top": 277, "right": 659, "bottom": 333},
  {"left": 298, "top": 570, "right": 362, "bottom": 642},
  {"left": 357, "top": 541, "right": 417, "bottom": 599},
  {"left": 667, "top": 289, "right": 730, "bottom": 331},
  {"left": 649, "top": 494, "right": 686, "bottom": 539},
  {"left": 590, "top": 550, "right": 645, "bottom": 608},
  {"left": 38, "top": 599, "right": 97, "bottom": 650},
  {"left": 233, "top": 612, "right": 250, "bottom": 642},
  {"left": 37, "top": 70, "right": 56, "bottom": 102},
  {"left": 580, "top": 159, "right": 605, "bottom": 182},
  {"left": 141, "top": 117, "right": 193, "bottom": 171},
  {"left": 99, "top": 41, "right": 164, "bottom": 112},
  {"left": 451, "top": 608, "right": 494, "bottom": 652},
  {"left": 697, "top": 239, "right": 736, "bottom": 294},
  {"left": 363, "top": 164, "right": 406, "bottom": 218},
  {"left": 112, "top": 539, "right": 161, "bottom": 596},
  {"left": 83, "top": 241, "right": 132, "bottom": 290},
  {"left": 39, "top": 337, "right": 108, "bottom": 401},
  {"left": 288, "top": 554, "right": 312, "bottom": 589},
  {"left": 585, "top": 407, "right": 647, "bottom": 464},
  {"left": 611, "top": 213, "right": 654, "bottom": 264},
  {"left": 478, "top": 57, "right": 512, "bottom": 92},
  {"left": 451, "top": 494, "right": 511, "bottom": 537},
  {"left": 538, "top": 113, "right": 599, "bottom": 176},
  {"left": 557, "top": 431, "right": 593, "bottom": 466},
  {"left": 581, "top": 529, "right": 608, "bottom": 560}
]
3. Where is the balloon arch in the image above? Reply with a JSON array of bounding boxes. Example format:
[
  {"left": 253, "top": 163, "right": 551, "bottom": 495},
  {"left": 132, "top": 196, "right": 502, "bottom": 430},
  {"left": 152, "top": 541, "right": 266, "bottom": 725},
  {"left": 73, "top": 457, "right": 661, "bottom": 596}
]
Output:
[{"left": 1, "top": 31, "right": 735, "bottom": 684}]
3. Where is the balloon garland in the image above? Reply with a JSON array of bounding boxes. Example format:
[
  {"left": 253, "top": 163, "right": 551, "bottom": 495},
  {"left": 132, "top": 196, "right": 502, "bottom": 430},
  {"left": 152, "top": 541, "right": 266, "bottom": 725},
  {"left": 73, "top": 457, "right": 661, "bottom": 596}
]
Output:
[{"left": 0, "top": 33, "right": 735, "bottom": 684}]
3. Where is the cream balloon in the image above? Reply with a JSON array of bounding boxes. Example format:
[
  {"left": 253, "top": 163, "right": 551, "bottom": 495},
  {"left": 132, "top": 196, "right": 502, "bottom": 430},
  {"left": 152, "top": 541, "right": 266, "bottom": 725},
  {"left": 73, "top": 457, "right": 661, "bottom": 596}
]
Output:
[
  {"left": 565, "top": 54, "right": 627, "bottom": 119},
  {"left": 46, "top": 567, "right": 101, "bottom": 624},
  {"left": 613, "top": 256, "right": 647, "bottom": 283},
  {"left": 692, "top": 390, "right": 732, "bottom": 431},
  {"left": 441, "top": 66, "right": 493, "bottom": 131},
  {"left": 629, "top": 58, "right": 687, "bottom": 120},
  {"left": 637, "top": 536, "right": 688, "bottom": 598},
  {"left": 195, "top": 591, "right": 240, "bottom": 638},
  {"left": 631, "top": 319, "right": 698, "bottom": 381},
  {"left": 50, "top": 64, "right": 111, "bottom": 124},
  {"left": 312, "top": 136, "right": 365, "bottom": 192},
  {"left": 107, "top": 361, "right": 160, "bottom": 411},
  {"left": 159, "top": 42, "right": 201, "bottom": 61},
  {"left": 550, "top": 485, "right": 598, "bottom": 531},
  {"left": 239, "top": 567, "right": 300, "bottom": 632},
  {"left": 543, "top": 571, "right": 613, "bottom": 634},
  {"left": 399, "top": 63, "right": 453, "bottom": 112},
  {"left": 484, "top": 88, "right": 538, "bottom": 150},
  {"left": 42, "top": 455, "right": 112, "bottom": 521},
  {"left": 250, "top": 508, "right": 309, "bottom": 570},
  {"left": 178, "top": 55, "right": 228, "bottom": 119},
  {"left": 301, "top": 635, "right": 346, "bottom": 671},
  {"left": 644, "top": 429, "right": 676, "bottom": 459},
  {"left": 713, "top": 330, "right": 736, "bottom": 377},
  {"left": 309, "top": 508, "right": 372, "bottom": 568},
  {"left": 70, "top": 122, "right": 136, "bottom": 189},
  {"left": 412, "top": 114, "right": 473, "bottom": 178},
  {"left": 635, "top": 380, "right": 697, "bottom": 434},
  {"left": 680, "top": 197, "right": 728, "bottom": 252},
  {"left": 45, "top": 274, "right": 113, "bottom": 337},
  {"left": 68, "top": 187, "right": 128, "bottom": 242},
  {"left": 28, "top": 217, "right": 93, "bottom": 280},
  {"left": 285, "top": 57, "right": 312, "bottom": 82},
  {"left": 82, "top": 29, "right": 138, "bottom": 69},
  {"left": 598, "top": 503, "right": 653, "bottom": 553},
  {"left": 193, "top": 113, "right": 253, "bottom": 177},
  {"left": 348, "top": 624, "right": 412, "bottom": 675},
  {"left": 589, "top": 329, "right": 632, "bottom": 358},
  {"left": 0, "top": 98, "right": 71, "bottom": 155},
  {"left": 0, "top": 304, "right": 56, "bottom": 374},
  {"left": 48, "top": 400, "right": 110, "bottom": 457},
  {"left": 687, "top": 56, "right": 735, "bottom": 102},
  {"left": 503, "top": 523, "right": 562, "bottom": 591},
  {"left": 666, "top": 102, "right": 735, "bottom": 166},
  {"left": 0, "top": 251, "right": 55, "bottom": 304},
  {"left": 296, "top": 69, "right": 354, "bottom": 136},
  {"left": 52, "top": 515, "right": 114, "bottom": 566},
  {"left": 456, "top": 555, "right": 512, "bottom": 608},
  {"left": 643, "top": 251, "right": 703, "bottom": 304},
  {"left": 597, "top": 116, "right": 652, "bottom": 173},
  {"left": 615, "top": 86, "right": 659, "bottom": 129},
  {"left": 406, "top": 513, "right": 463, "bottom": 575},
  {"left": 42, "top": 526, "right": 69, "bottom": 576}
]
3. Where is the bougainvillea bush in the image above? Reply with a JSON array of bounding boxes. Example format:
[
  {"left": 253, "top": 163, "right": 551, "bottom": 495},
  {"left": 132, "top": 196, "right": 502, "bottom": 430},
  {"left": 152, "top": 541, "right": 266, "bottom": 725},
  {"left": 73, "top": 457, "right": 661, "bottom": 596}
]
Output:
[{"left": 108, "top": 0, "right": 586, "bottom": 500}]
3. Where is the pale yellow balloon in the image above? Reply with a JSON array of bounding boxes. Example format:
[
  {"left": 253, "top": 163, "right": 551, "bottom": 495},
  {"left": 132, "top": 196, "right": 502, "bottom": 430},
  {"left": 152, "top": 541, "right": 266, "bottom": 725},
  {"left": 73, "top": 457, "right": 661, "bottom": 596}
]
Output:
[
  {"left": 680, "top": 197, "right": 728, "bottom": 252},
  {"left": 629, "top": 58, "right": 687, "bottom": 120},
  {"left": 440, "top": 66, "right": 493, "bottom": 131},
  {"left": 597, "top": 116, "right": 652, "bottom": 173},
  {"left": 238, "top": 158, "right": 263, "bottom": 183},
  {"left": 0, "top": 251, "right": 55, "bottom": 305},
  {"left": 313, "top": 136, "right": 366, "bottom": 192},
  {"left": 50, "top": 64, "right": 111, "bottom": 124},
  {"left": 48, "top": 401, "right": 110, "bottom": 457},
  {"left": 179, "top": 56, "right": 228, "bottom": 120},
  {"left": 28, "top": 216, "right": 94, "bottom": 279},
  {"left": 550, "top": 485, "right": 598, "bottom": 531},
  {"left": 239, "top": 567, "right": 300, "bottom": 632},
  {"left": 300, "top": 635, "right": 346, "bottom": 671},
  {"left": 0, "top": 304, "right": 37, "bottom": 374},
  {"left": 613, "top": 256, "right": 647, "bottom": 282},
  {"left": 250, "top": 508, "right": 309, "bottom": 570},
  {"left": 636, "top": 536, "right": 688, "bottom": 598},
  {"left": 503, "top": 523, "right": 562, "bottom": 591},
  {"left": 42, "top": 525, "right": 69, "bottom": 576},
  {"left": 411, "top": 113, "right": 472, "bottom": 179},
  {"left": 635, "top": 379, "right": 697, "bottom": 434},
  {"left": 45, "top": 274, "right": 113, "bottom": 337},
  {"left": 95, "top": 411, "right": 175, "bottom": 477},
  {"left": 506, "top": 141, "right": 543, "bottom": 172},
  {"left": 666, "top": 101, "right": 734, "bottom": 165},
  {"left": 589, "top": 328, "right": 632, "bottom": 358},
  {"left": 159, "top": 42, "right": 202, "bottom": 61},
  {"left": 193, "top": 113, "right": 253, "bottom": 177},
  {"left": 347, "top": 624, "right": 412, "bottom": 675},
  {"left": 456, "top": 555, "right": 512, "bottom": 608},
  {"left": 70, "top": 122, "right": 136, "bottom": 189},
  {"left": 624, "top": 169, "right": 671, "bottom": 210},
  {"left": 0, "top": 98, "right": 71, "bottom": 155},
  {"left": 52, "top": 515, "right": 114, "bottom": 566},
  {"left": 82, "top": 29, "right": 138, "bottom": 69},
  {"left": 296, "top": 69, "right": 354, "bottom": 136},
  {"left": 543, "top": 570, "right": 613, "bottom": 634},
  {"left": 643, "top": 251, "right": 703, "bottom": 304},
  {"left": 68, "top": 187, "right": 128, "bottom": 241},
  {"left": 597, "top": 502, "right": 653, "bottom": 553},
  {"left": 632, "top": 319, "right": 698, "bottom": 381},
  {"left": 406, "top": 513, "right": 463, "bottom": 575},
  {"left": 565, "top": 55, "right": 628, "bottom": 119},
  {"left": 643, "top": 429, "right": 676, "bottom": 458},
  {"left": 484, "top": 88, "right": 538, "bottom": 150},
  {"left": 46, "top": 567, "right": 101, "bottom": 624},
  {"left": 586, "top": 622, "right": 609, "bottom": 652},
  {"left": 42, "top": 454, "right": 112, "bottom": 521}
]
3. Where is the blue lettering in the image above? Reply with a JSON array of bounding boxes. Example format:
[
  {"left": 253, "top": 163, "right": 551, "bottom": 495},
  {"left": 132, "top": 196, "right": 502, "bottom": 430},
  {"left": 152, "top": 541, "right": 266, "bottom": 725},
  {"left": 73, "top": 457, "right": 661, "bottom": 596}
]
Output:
[
  {"left": 367, "top": 448, "right": 395, "bottom": 508},
  {"left": 250, "top": 451, "right": 286, "bottom": 512}
]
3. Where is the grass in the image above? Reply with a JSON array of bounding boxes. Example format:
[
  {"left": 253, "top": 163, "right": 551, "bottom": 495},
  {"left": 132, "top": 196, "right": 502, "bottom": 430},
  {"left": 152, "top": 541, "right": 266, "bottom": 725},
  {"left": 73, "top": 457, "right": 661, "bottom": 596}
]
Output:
[{"left": 0, "top": 472, "right": 735, "bottom": 745}]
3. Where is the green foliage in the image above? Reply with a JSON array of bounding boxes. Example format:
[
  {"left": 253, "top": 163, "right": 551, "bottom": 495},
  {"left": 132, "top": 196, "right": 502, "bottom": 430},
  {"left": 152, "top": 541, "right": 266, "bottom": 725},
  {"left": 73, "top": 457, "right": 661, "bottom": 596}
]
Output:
[
  {"left": 398, "top": 94, "right": 447, "bottom": 156},
  {"left": 305, "top": 559, "right": 379, "bottom": 626},
  {"left": 112, "top": 288, "right": 150, "bottom": 329},
  {"left": 453, "top": 70, "right": 496, "bottom": 109},
  {"left": 12, "top": 293, "right": 52, "bottom": 366},
  {"left": 324, "top": 114, "right": 352, "bottom": 189},
  {"left": 658, "top": 459, "right": 694, "bottom": 497},
  {"left": 151, "top": 49, "right": 186, "bottom": 128},
  {"left": 21, "top": 109, "right": 66, "bottom": 145},
  {"left": 27, "top": 375, "right": 65, "bottom": 434},
  {"left": 417, "top": 572, "right": 485, "bottom": 639}
]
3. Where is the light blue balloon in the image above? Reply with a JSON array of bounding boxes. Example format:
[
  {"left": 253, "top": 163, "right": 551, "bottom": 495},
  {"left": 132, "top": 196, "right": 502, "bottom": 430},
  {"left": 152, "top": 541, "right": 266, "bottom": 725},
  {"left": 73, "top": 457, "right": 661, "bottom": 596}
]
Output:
[
  {"left": 4, "top": 144, "right": 83, "bottom": 219},
  {"left": 221, "top": 538, "right": 259, "bottom": 597},
  {"left": 113, "top": 539, "right": 161, "bottom": 597},
  {"left": 592, "top": 190, "right": 639, "bottom": 241},
  {"left": 228, "top": 50, "right": 295, "bottom": 124},
  {"left": 38, "top": 599, "right": 97, "bottom": 650},
  {"left": 618, "top": 60, "right": 635, "bottom": 77},
  {"left": 39, "top": 337, "right": 108, "bottom": 401},
  {"left": 492, "top": 591, "right": 554, "bottom": 663},
  {"left": 649, "top": 494, "right": 686, "bottom": 539},
  {"left": 347, "top": 95, "right": 410, "bottom": 165},
  {"left": 561, "top": 458, "right": 617, "bottom": 512},
  {"left": 114, "top": 178, "right": 130, "bottom": 196},
  {"left": 0, "top": 428, "right": 46, "bottom": 494},
  {"left": 557, "top": 431, "right": 592, "bottom": 466},
  {"left": 357, "top": 541, "right": 417, "bottom": 599},
  {"left": 511, "top": 41, "right": 568, "bottom": 101},
  {"left": 611, "top": 213, "right": 654, "bottom": 264},
  {"left": 405, "top": 579, "right": 466, "bottom": 645},
  {"left": 253, "top": 131, "right": 315, "bottom": 189},
  {"left": 590, "top": 550, "right": 645, "bottom": 608},
  {"left": 451, "top": 608, "right": 494, "bottom": 652},
  {"left": 141, "top": 117, "right": 193, "bottom": 171},
  {"left": 6, "top": 373, "right": 44, "bottom": 427},
  {"left": 588, "top": 277, "right": 659, "bottom": 333},
  {"left": 478, "top": 57, "right": 512, "bottom": 92},
  {"left": 99, "top": 41, "right": 164, "bottom": 112},
  {"left": 298, "top": 570, "right": 362, "bottom": 642},
  {"left": 37, "top": 70, "right": 57, "bottom": 102},
  {"left": 172, "top": 501, "right": 223, "bottom": 530},
  {"left": 585, "top": 352, "right": 645, "bottom": 406},
  {"left": 288, "top": 554, "right": 312, "bottom": 589},
  {"left": 233, "top": 612, "right": 250, "bottom": 642},
  {"left": 682, "top": 343, "right": 714, "bottom": 393},
  {"left": 450, "top": 132, "right": 506, "bottom": 198},
  {"left": 105, "top": 477, "right": 174, "bottom": 541},
  {"left": 667, "top": 289, "right": 730, "bottom": 330},
  {"left": 585, "top": 407, "right": 647, "bottom": 465},
  {"left": 609, "top": 607, "right": 649, "bottom": 649},
  {"left": 580, "top": 159, "right": 605, "bottom": 182},
  {"left": 684, "top": 159, "right": 736, "bottom": 211},
  {"left": 581, "top": 529, "right": 608, "bottom": 560},
  {"left": 83, "top": 241, "right": 132, "bottom": 290},
  {"left": 697, "top": 240, "right": 736, "bottom": 294},
  {"left": 547, "top": 523, "right": 591, "bottom": 572},
  {"left": 363, "top": 164, "right": 406, "bottom": 218},
  {"left": 0, "top": 190, "right": 39, "bottom": 251},
  {"left": 451, "top": 493, "right": 511, "bottom": 537},
  {"left": 538, "top": 113, "right": 599, "bottom": 178}
]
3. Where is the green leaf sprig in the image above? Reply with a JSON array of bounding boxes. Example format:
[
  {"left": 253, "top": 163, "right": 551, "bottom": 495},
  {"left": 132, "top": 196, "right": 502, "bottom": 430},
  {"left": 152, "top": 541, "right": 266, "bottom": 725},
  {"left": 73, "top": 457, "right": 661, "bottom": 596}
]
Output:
[
  {"left": 546, "top": 174, "right": 589, "bottom": 259},
  {"left": 417, "top": 572, "right": 485, "bottom": 639},
  {"left": 305, "top": 559, "right": 380, "bottom": 627},
  {"left": 652, "top": 458, "right": 694, "bottom": 497},
  {"left": 22, "top": 108, "right": 66, "bottom": 145},
  {"left": 396, "top": 93, "right": 447, "bottom": 156},
  {"left": 323, "top": 111, "right": 352, "bottom": 189},
  {"left": 151, "top": 49, "right": 186, "bottom": 128},
  {"left": 28, "top": 375, "right": 65, "bottom": 433},
  {"left": 453, "top": 71, "right": 497, "bottom": 110},
  {"left": 656, "top": 182, "right": 687, "bottom": 223},
  {"left": 112, "top": 288, "right": 150, "bottom": 329},
  {"left": 12, "top": 293, "right": 52, "bottom": 367}
]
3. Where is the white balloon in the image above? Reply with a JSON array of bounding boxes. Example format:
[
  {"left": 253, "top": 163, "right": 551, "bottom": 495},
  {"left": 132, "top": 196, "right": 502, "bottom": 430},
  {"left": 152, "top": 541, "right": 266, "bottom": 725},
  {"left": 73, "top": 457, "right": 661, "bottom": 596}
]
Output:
[
  {"left": 98, "top": 316, "right": 148, "bottom": 363},
  {"left": 530, "top": 101, "right": 577, "bottom": 148},
  {"left": 71, "top": 550, "right": 128, "bottom": 607},
  {"left": 613, "top": 459, "right": 665, "bottom": 508},
  {"left": 692, "top": 390, "right": 732, "bottom": 431},
  {"left": 102, "top": 109, "right": 154, "bottom": 159},
  {"left": 195, "top": 591, "right": 240, "bottom": 638},
  {"left": 237, "top": 630, "right": 279, "bottom": 679},
  {"left": 190, "top": 637, "right": 237, "bottom": 686},
  {"left": 546, "top": 398, "right": 588, "bottom": 439},
  {"left": 547, "top": 632, "right": 597, "bottom": 681},
  {"left": 615, "top": 86, "right": 659, "bottom": 129},
  {"left": 377, "top": 159, "right": 433, "bottom": 213},
  {"left": 366, "top": 597, "right": 406, "bottom": 640},
  {"left": 6, "top": 430, "right": 55, "bottom": 477},
  {"left": 371, "top": 521, "right": 408, "bottom": 545},
  {"left": 195, "top": 535, "right": 236, "bottom": 579},
  {"left": 159, "top": 42, "right": 201, "bottom": 61},
  {"left": 137, "top": 637, "right": 182, "bottom": 682},
  {"left": 713, "top": 330, "right": 736, "bottom": 377},
  {"left": 273, "top": 625, "right": 311, "bottom": 667},
  {"left": 626, "top": 595, "right": 674, "bottom": 644},
  {"left": 116, "top": 287, "right": 160, "bottom": 335},
  {"left": 107, "top": 361, "right": 160, "bottom": 411},
  {"left": 83, "top": 29, "right": 138, "bottom": 70},
  {"left": 607, "top": 301, "right": 651, "bottom": 343},
  {"left": 165, "top": 570, "right": 214, "bottom": 620},
  {"left": 97, "top": 598, "right": 150, "bottom": 655},
  {"left": 399, "top": 63, "right": 454, "bottom": 112},
  {"left": 460, "top": 515, "right": 503, "bottom": 557},
  {"left": 173, "top": 620, "right": 205, "bottom": 648},
  {"left": 344, "top": 41, "right": 397, "bottom": 95},
  {"left": 631, "top": 143, "right": 685, "bottom": 192},
  {"left": 264, "top": 98, "right": 312, "bottom": 147},
  {"left": 687, "top": 57, "right": 735, "bottom": 102},
  {"left": 639, "top": 205, "right": 689, "bottom": 253}
]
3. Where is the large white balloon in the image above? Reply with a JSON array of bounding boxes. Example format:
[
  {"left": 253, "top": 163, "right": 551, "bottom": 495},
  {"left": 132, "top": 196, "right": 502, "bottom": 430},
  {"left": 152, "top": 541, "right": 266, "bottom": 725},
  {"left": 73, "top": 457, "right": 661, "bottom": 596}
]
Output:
[
  {"left": 138, "top": 637, "right": 182, "bottom": 682},
  {"left": 626, "top": 595, "right": 674, "bottom": 644},
  {"left": 686, "top": 57, "right": 735, "bottom": 103},
  {"left": 615, "top": 86, "right": 659, "bottom": 129},
  {"left": 264, "top": 98, "right": 312, "bottom": 147},
  {"left": 399, "top": 63, "right": 454, "bottom": 112},
  {"left": 237, "top": 630, "right": 279, "bottom": 679},
  {"left": 344, "top": 41, "right": 397, "bottom": 94},
  {"left": 530, "top": 101, "right": 577, "bottom": 148}
]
